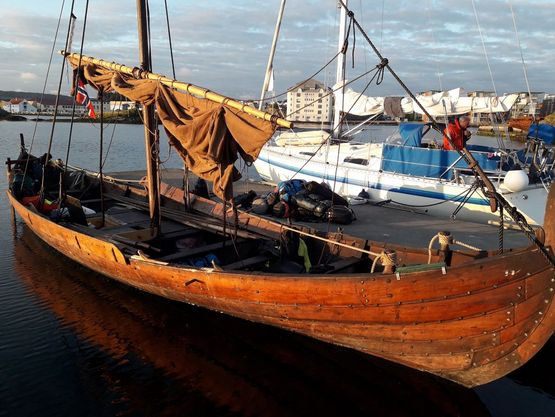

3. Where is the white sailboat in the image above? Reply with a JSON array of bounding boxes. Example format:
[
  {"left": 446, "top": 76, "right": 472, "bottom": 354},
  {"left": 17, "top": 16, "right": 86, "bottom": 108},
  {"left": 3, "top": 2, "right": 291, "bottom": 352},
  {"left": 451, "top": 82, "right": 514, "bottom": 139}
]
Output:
[{"left": 253, "top": 1, "right": 554, "bottom": 227}]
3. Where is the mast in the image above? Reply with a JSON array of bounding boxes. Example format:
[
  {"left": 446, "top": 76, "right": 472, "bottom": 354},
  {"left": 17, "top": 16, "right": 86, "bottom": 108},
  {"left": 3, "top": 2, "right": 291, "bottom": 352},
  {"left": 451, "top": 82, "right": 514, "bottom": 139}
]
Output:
[
  {"left": 333, "top": 0, "right": 348, "bottom": 138},
  {"left": 258, "top": 0, "right": 286, "bottom": 111},
  {"left": 137, "top": 0, "right": 161, "bottom": 234}
]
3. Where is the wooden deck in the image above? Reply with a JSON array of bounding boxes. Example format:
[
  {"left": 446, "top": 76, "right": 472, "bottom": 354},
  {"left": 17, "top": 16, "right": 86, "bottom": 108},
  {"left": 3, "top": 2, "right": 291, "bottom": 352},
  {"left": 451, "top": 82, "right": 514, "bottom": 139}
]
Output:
[{"left": 109, "top": 168, "right": 529, "bottom": 250}]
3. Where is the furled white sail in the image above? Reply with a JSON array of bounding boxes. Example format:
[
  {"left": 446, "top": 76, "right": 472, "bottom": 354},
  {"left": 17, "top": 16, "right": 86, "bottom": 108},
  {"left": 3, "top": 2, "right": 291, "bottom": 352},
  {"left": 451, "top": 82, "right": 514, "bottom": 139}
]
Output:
[{"left": 333, "top": 84, "right": 519, "bottom": 117}]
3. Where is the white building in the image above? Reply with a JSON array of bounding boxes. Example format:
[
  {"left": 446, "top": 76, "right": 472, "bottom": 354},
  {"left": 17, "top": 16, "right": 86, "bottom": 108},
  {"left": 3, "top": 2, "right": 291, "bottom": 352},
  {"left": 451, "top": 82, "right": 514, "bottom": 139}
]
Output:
[
  {"left": 287, "top": 79, "right": 332, "bottom": 123},
  {"left": 109, "top": 100, "right": 139, "bottom": 112},
  {"left": 3, "top": 98, "right": 38, "bottom": 114},
  {"left": 30, "top": 97, "right": 109, "bottom": 116}
]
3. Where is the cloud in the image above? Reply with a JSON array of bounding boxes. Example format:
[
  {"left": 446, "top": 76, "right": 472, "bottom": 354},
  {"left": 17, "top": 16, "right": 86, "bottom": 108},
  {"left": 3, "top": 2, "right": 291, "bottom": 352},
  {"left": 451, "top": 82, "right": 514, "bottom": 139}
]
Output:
[
  {"left": 20, "top": 72, "right": 38, "bottom": 80},
  {"left": 0, "top": 0, "right": 553, "bottom": 99}
]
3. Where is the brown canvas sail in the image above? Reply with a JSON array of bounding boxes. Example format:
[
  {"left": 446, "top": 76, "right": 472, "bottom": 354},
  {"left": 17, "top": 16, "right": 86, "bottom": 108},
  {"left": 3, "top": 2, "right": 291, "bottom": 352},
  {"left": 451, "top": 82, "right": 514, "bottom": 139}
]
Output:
[{"left": 70, "top": 60, "right": 277, "bottom": 200}]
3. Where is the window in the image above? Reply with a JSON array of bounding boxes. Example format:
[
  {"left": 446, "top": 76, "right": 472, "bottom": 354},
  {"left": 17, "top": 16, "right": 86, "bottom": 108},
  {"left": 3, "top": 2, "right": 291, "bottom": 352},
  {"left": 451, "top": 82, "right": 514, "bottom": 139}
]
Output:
[{"left": 344, "top": 157, "right": 369, "bottom": 166}]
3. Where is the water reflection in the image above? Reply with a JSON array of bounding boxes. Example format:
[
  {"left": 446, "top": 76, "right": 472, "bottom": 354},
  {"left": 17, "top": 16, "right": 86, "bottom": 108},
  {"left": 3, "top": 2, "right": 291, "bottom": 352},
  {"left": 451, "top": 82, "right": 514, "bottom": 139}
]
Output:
[{"left": 10, "top": 226, "right": 494, "bottom": 417}]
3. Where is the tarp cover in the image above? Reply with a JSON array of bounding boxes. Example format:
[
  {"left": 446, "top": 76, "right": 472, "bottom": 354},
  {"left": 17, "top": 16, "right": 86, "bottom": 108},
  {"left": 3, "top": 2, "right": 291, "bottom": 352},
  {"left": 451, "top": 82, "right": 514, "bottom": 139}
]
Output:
[
  {"left": 528, "top": 124, "right": 555, "bottom": 145},
  {"left": 333, "top": 85, "right": 519, "bottom": 117},
  {"left": 70, "top": 61, "right": 277, "bottom": 200}
]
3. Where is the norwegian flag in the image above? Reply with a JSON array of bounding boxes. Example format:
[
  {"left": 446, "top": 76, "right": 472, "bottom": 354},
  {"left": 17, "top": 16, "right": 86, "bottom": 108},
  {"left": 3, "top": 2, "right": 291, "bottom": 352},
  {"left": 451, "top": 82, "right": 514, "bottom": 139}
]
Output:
[{"left": 75, "top": 78, "right": 96, "bottom": 119}]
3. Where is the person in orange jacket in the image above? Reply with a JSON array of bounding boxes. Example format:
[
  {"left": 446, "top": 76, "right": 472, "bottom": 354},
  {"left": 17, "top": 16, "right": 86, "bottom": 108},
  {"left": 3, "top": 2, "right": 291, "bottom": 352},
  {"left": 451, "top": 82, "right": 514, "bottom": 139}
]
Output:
[{"left": 443, "top": 115, "right": 472, "bottom": 150}]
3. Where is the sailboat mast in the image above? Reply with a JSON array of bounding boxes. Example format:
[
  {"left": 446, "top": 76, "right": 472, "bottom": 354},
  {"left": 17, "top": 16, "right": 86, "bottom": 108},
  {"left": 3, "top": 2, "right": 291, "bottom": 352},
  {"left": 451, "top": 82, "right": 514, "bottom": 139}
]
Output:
[
  {"left": 136, "top": 0, "right": 161, "bottom": 233},
  {"left": 258, "top": 0, "right": 286, "bottom": 111},
  {"left": 333, "top": 0, "right": 348, "bottom": 138}
]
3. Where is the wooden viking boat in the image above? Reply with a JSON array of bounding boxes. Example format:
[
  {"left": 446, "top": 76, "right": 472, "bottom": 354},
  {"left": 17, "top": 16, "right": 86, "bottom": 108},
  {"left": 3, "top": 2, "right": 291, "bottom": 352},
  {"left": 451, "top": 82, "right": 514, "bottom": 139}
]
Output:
[
  {"left": 6, "top": 160, "right": 555, "bottom": 387},
  {"left": 6, "top": 0, "right": 555, "bottom": 388},
  {"left": 14, "top": 228, "right": 492, "bottom": 417}
]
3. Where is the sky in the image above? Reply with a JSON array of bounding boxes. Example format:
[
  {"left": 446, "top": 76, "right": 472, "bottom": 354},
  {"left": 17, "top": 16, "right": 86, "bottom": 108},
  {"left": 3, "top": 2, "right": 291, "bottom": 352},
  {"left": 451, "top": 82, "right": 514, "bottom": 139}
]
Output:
[{"left": 0, "top": 0, "right": 553, "bottom": 100}]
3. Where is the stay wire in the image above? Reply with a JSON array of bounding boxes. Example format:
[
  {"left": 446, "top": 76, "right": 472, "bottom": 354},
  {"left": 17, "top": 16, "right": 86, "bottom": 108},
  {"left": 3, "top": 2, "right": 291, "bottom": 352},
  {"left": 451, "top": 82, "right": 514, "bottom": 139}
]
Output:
[
  {"left": 509, "top": 2, "right": 535, "bottom": 123},
  {"left": 164, "top": 0, "right": 176, "bottom": 79},
  {"left": 287, "top": 63, "right": 386, "bottom": 183},
  {"left": 286, "top": 64, "right": 380, "bottom": 119},
  {"left": 248, "top": 50, "right": 342, "bottom": 104}
]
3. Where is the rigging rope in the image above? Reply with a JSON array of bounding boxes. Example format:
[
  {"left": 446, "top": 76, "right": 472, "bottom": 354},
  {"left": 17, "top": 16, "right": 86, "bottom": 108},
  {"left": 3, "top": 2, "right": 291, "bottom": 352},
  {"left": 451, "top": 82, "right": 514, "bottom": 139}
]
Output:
[
  {"left": 63, "top": 0, "right": 90, "bottom": 186},
  {"left": 38, "top": 0, "right": 76, "bottom": 206},
  {"left": 20, "top": 0, "right": 66, "bottom": 190}
]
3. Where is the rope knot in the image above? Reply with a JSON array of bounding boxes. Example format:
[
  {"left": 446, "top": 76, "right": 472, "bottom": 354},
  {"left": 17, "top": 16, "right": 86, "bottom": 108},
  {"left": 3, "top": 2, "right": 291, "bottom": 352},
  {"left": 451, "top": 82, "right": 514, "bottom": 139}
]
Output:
[
  {"left": 438, "top": 231, "right": 453, "bottom": 246},
  {"left": 132, "top": 67, "right": 143, "bottom": 79},
  {"left": 378, "top": 58, "right": 389, "bottom": 69},
  {"left": 371, "top": 249, "right": 397, "bottom": 273}
]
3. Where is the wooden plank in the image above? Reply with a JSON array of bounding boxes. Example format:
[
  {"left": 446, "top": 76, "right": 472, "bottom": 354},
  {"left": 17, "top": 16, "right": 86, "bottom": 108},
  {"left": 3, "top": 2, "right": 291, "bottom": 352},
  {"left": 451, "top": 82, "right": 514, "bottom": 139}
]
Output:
[
  {"left": 158, "top": 239, "right": 240, "bottom": 262},
  {"left": 225, "top": 255, "right": 269, "bottom": 270}
]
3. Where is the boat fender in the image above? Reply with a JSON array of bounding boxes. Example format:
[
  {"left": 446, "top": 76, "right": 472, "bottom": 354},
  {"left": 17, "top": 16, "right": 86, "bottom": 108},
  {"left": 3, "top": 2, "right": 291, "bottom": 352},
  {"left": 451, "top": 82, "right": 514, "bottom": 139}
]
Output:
[
  {"left": 314, "top": 200, "right": 333, "bottom": 218},
  {"left": 291, "top": 194, "right": 320, "bottom": 212},
  {"left": 326, "top": 205, "right": 356, "bottom": 225},
  {"left": 504, "top": 169, "right": 529, "bottom": 192}
]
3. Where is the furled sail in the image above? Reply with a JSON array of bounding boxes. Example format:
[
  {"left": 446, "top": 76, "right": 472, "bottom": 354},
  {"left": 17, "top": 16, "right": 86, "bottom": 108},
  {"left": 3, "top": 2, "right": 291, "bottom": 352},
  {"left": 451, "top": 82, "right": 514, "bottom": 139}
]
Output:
[
  {"left": 333, "top": 85, "right": 519, "bottom": 117},
  {"left": 67, "top": 57, "right": 278, "bottom": 200}
]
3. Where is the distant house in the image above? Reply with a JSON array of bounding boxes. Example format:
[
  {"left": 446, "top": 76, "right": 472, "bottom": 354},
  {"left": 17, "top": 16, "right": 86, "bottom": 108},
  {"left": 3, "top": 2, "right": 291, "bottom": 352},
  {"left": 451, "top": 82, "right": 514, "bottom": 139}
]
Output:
[
  {"left": 510, "top": 92, "right": 547, "bottom": 119},
  {"left": 31, "top": 95, "right": 109, "bottom": 116},
  {"left": 287, "top": 79, "right": 332, "bottom": 123},
  {"left": 31, "top": 96, "right": 75, "bottom": 115},
  {"left": 109, "top": 100, "right": 139, "bottom": 112},
  {"left": 3, "top": 98, "right": 37, "bottom": 114}
]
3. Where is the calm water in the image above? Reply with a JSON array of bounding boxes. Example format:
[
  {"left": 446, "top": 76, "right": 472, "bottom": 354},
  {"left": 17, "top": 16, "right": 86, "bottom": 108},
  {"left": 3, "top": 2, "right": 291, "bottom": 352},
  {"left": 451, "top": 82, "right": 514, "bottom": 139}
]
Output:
[{"left": 1, "top": 120, "right": 554, "bottom": 417}]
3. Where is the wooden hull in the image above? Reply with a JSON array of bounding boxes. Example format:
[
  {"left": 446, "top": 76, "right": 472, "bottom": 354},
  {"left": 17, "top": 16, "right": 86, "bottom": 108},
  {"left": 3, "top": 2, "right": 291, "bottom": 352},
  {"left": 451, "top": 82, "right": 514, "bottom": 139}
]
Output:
[
  {"left": 14, "top": 229, "right": 493, "bottom": 417},
  {"left": 6, "top": 184, "right": 555, "bottom": 387}
]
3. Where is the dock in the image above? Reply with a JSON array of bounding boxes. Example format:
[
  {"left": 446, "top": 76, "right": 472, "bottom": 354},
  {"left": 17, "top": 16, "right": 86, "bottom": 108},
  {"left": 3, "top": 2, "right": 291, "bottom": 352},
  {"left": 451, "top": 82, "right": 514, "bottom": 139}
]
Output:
[{"left": 108, "top": 168, "right": 530, "bottom": 250}]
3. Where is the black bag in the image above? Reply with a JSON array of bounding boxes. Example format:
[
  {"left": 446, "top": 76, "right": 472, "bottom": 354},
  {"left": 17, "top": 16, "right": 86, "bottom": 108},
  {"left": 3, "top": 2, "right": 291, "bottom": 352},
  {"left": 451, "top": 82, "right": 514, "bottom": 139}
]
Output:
[
  {"left": 325, "top": 205, "right": 356, "bottom": 224},
  {"left": 251, "top": 198, "right": 269, "bottom": 214},
  {"left": 305, "top": 181, "right": 349, "bottom": 206},
  {"left": 272, "top": 201, "right": 290, "bottom": 218},
  {"left": 358, "top": 189, "right": 370, "bottom": 199},
  {"left": 266, "top": 191, "right": 279, "bottom": 206},
  {"left": 233, "top": 190, "right": 257, "bottom": 209}
]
